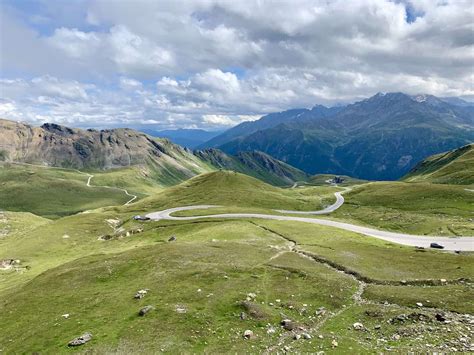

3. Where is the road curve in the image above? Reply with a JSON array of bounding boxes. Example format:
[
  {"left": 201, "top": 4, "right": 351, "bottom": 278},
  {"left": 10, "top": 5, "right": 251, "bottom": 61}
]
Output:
[{"left": 146, "top": 202, "right": 474, "bottom": 251}]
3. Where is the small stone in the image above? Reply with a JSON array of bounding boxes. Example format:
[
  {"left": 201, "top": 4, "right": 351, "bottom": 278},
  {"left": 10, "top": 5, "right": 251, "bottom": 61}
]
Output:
[
  {"left": 302, "top": 333, "right": 312, "bottom": 339},
  {"left": 68, "top": 332, "right": 92, "bottom": 347},
  {"left": 374, "top": 324, "right": 381, "bottom": 330},
  {"left": 435, "top": 313, "right": 446, "bottom": 322},
  {"left": 440, "top": 278, "right": 447, "bottom": 283},
  {"left": 168, "top": 235, "right": 177, "bottom": 242},
  {"left": 134, "top": 289, "right": 148, "bottom": 299},
  {"left": 353, "top": 322, "right": 364, "bottom": 331},
  {"left": 318, "top": 335, "right": 324, "bottom": 339},
  {"left": 138, "top": 305, "right": 154, "bottom": 316},
  {"left": 197, "top": 289, "right": 202, "bottom": 293},
  {"left": 175, "top": 305, "right": 187, "bottom": 314},
  {"left": 331, "top": 339, "right": 338, "bottom": 348},
  {"left": 392, "top": 334, "right": 401, "bottom": 341},
  {"left": 62, "top": 314, "right": 70, "bottom": 319},
  {"left": 243, "top": 330, "right": 254, "bottom": 339},
  {"left": 267, "top": 326, "right": 276, "bottom": 334},
  {"left": 240, "top": 312, "right": 247, "bottom": 320},
  {"left": 416, "top": 302, "right": 423, "bottom": 307},
  {"left": 293, "top": 334, "right": 301, "bottom": 340}
]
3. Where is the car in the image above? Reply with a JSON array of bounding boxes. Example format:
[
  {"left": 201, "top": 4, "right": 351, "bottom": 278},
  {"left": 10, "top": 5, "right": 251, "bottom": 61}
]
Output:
[
  {"left": 133, "top": 215, "right": 150, "bottom": 221},
  {"left": 430, "top": 242, "right": 444, "bottom": 249}
]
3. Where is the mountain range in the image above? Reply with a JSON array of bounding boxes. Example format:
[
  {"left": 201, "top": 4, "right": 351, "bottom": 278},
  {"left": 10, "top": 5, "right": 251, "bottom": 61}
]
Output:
[
  {"left": 139, "top": 128, "right": 222, "bottom": 149},
  {"left": 0, "top": 119, "right": 307, "bottom": 186},
  {"left": 200, "top": 93, "right": 474, "bottom": 180}
]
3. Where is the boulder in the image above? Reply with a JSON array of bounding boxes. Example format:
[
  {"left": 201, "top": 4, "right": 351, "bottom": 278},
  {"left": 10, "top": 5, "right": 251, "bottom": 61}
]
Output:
[
  {"left": 138, "top": 305, "right": 154, "bottom": 316},
  {"left": 281, "top": 319, "right": 295, "bottom": 331},
  {"left": 68, "top": 332, "right": 92, "bottom": 347},
  {"left": 353, "top": 322, "right": 364, "bottom": 331},
  {"left": 243, "top": 330, "right": 254, "bottom": 339}
]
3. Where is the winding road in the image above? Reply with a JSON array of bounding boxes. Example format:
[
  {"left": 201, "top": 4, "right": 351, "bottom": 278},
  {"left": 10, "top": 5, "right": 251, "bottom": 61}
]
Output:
[{"left": 146, "top": 187, "right": 474, "bottom": 251}]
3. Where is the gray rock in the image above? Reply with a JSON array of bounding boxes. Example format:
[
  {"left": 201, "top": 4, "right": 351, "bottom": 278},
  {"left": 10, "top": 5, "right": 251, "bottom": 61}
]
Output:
[
  {"left": 168, "top": 235, "right": 177, "bottom": 242},
  {"left": 138, "top": 305, "right": 154, "bottom": 316},
  {"left": 281, "top": 319, "right": 295, "bottom": 331},
  {"left": 68, "top": 332, "right": 92, "bottom": 347}
]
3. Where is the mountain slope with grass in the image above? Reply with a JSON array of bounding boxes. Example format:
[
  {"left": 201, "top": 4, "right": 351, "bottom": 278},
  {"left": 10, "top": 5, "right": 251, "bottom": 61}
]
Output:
[
  {"left": 195, "top": 149, "right": 309, "bottom": 186},
  {"left": 403, "top": 143, "right": 474, "bottom": 185},
  {"left": 0, "top": 119, "right": 308, "bottom": 188},
  {"left": 204, "top": 93, "right": 474, "bottom": 180}
]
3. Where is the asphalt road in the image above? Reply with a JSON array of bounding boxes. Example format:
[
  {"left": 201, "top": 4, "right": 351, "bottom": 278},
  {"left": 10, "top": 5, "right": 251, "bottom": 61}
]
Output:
[{"left": 146, "top": 189, "right": 474, "bottom": 251}]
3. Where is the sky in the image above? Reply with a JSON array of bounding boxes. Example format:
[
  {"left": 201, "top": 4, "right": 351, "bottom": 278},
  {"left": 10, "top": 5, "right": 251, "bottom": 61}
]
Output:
[{"left": 0, "top": 0, "right": 473, "bottom": 130}]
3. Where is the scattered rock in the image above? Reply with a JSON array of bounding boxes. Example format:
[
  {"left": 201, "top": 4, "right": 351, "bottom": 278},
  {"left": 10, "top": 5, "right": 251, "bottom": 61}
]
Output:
[
  {"left": 62, "top": 234, "right": 70, "bottom": 239},
  {"left": 240, "top": 312, "right": 247, "bottom": 320},
  {"left": 416, "top": 302, "right": 423, "bottom": 307},
  {"left": 134, "top": 289, "right": 148, "bottom": 299},
  {"left": 168, "top": 235, "right": 177, "bottom": 242},
  {"left": 316, "top": 307, "right": 326, "bottom": 316},
  {"left": 0, "top": 259, "right": 15, "bottom": 270},
  {"left": 62, "top": 314, "right": 70, "bottom": 319},
  {"left": 246, "top": 292, "right": 257, "bottom": 301},
  {"left": 302, "top": 333, "right": 312, "bottom": 339},
  {"left": 440, "top": 278, "right": 447, "bottom": 283},
  {"left": 374, "top": 324, "right": 381, "bottom": 330},
  {"left": 331, "top": 339, "right": 338, "bottom": 348},
  {"left": 353, "top": 322, "right": 364, "bottom": 331},
  {"left": 293, "top": 334, "right": 301, "bottom": 340},
  {"left": 392, "top": 334, "right": 401, "bottom": 341},
  {"left": 68, "top": 332, "right": 92, "bottom": 347},
  {"left": 138, "top": 305, "right": 154, "bottom": 316},
  {"left": 435, "top": 313, "right": 446, "bottom": 322},
  {"left": 243, "top": 330, "right": 254, "bottom": 339}
]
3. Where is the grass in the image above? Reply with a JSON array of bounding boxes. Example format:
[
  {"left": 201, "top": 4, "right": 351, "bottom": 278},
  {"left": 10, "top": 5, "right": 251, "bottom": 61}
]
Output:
[
  {"left": 363, "top": 284, "right": 474, "bottom": 314},
  {"left": 404, "top": 143, "right": 474, "bottom": 185},
  {"left": 0, "top": 221, "right": 357, "bottom": 353},
  {"left": 0, "top": 163, "right": 129, "bottom": 219},
  {"left": 253, "top": 220, "right": 474, "bottom": 282},
  {"left": 330, "top": 181, "right": 474, "bottom": 236},
  {"left": 125, "top": 171, "right": 340, "bottom": 215},
  {"left": 0, "top": 170, "right": 473, "bottom": 353}
]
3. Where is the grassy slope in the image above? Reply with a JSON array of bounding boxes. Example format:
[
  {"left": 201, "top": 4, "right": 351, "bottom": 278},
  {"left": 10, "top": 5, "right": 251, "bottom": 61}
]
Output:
[
  {"left": 330, "top": 181, "right": 474, "bottom": 236},
  {"left": 1, "top": 171, "right": 473, "bottom": 353},
  {"left": 0, "top": 163, "right": 129, "bottom": 219},
  {"left": 126, "top": 171, "right": 338, "bottom": 214},
  {"left": 403, "top": 143, "right": 474, "bottom": 185}
]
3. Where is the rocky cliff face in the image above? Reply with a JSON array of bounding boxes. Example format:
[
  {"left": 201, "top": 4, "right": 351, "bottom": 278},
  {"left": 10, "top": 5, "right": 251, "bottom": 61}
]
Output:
[{"left": 0, "top": 119, "right": 208, "bottom": 176}]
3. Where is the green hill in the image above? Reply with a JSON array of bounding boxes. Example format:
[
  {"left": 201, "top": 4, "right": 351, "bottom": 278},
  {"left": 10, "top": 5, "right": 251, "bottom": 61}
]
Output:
[
  {"left": 130, "top": 170, "right": 335, "bottom": 213},
  {"left": 403, "top": 143, "right": 474, "bottom": 185}
]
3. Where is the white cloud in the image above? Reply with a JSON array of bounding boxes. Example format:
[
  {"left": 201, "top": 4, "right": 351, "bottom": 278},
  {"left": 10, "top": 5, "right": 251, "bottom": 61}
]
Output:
[
  {"left": 48, "top": 27, "right": 101, "bottom": 59},
  {"left": 0, "top": 0, "right": 473, "bottom": 128}
]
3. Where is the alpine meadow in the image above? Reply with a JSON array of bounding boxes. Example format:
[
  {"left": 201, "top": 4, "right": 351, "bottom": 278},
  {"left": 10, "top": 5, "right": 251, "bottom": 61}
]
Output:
[{"left": 0, "top": 1, "right": 473, "bottom": 354}]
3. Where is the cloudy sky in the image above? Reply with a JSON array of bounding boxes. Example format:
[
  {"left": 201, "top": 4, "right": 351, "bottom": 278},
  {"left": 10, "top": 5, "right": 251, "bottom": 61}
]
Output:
[{"left": 1, "top": 0, "right": 473, "bottom": 130}]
